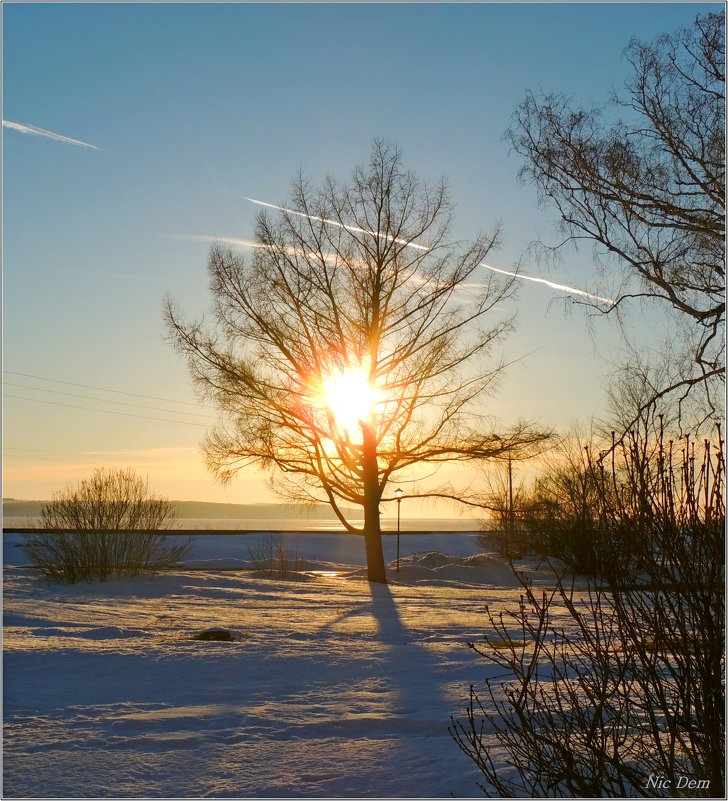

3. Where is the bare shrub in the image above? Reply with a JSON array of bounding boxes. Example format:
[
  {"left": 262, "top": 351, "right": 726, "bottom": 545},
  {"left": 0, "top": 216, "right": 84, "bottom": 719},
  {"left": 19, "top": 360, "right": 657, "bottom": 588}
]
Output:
[
  {"left": 516, "top": 432, "right": 618, "bottom": 575},
  {"left": 247, "top": 534, "right": 303, "bottom": 580},
  {"left": 479, "top": 459, "right": 529, "bottom": 559},
  {"left": 451, "top": 427, "right": 725, "bottom": 797},
  {"left": 24, "top": 468, "right": 189, "bottom": 583}
]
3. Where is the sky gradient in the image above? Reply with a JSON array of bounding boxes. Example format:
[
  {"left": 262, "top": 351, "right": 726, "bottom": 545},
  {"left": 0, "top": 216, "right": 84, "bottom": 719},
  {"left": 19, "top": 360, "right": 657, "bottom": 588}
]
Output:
[{"left": 3, "top": 2, "right": 719, "bottom": 509}]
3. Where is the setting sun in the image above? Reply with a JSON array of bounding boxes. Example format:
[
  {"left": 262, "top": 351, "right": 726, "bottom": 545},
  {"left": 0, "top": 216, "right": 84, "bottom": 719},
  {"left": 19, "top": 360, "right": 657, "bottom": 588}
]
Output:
[{"left": 320, "top": 365, "right": 380, "bottom": 433}]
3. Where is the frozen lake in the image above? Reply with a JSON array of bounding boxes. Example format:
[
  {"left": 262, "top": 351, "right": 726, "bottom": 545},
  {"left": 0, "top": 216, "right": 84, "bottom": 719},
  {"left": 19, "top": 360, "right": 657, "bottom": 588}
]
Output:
[{"left": 4, "top": 530, "right": 487, "bottom": 570}]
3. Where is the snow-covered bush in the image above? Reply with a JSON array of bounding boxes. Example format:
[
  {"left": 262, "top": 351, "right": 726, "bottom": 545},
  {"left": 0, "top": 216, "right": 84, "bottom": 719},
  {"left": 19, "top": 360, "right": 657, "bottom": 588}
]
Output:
[{"left": 24, "top": 468, "right": 188, "bottom": 583}]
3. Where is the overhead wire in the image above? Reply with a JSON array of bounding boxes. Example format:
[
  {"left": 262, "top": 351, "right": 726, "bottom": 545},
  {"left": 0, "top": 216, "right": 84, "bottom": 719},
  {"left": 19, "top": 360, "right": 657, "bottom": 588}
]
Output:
[
  {"left": 4, "top": 382, "right": 217, "bottom": 421},
  {"left": 5, "top": 394, "right": 211, "bottom": 427},
  {"left": 3, "top": 371, "right": 219, "bottom": 469},
  {"left": 4, "top": 370, "right": 207, "bottom": 408},
  {"left": 3, "top": 447, "right": 94, "bottom": 464},
  {"left": 5, "top": 445, "right": 195, "bottom": 463}
]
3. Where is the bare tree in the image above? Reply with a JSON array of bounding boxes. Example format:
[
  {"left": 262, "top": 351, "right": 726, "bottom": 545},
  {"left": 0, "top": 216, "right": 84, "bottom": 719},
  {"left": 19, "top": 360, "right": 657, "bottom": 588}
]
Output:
[
  {"left": 452, "top": 426, "right": 725, "bottom": 796},
  {"left": 165, "top": 141, "right": 550, "bottom": 583},
  {"left": 517, "top": 429, "right": 613, "bottom": 574},
  {"left": 26, "top": 468, "right": 185, "bottom": 583},
  {"left": 506, "top": 12, "right": 725, "bottom": 425}
]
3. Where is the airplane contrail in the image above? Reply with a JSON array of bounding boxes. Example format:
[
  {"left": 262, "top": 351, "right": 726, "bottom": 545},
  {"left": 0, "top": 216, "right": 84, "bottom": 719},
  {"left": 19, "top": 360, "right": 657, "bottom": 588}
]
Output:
[
  {"left": 3, "top": 120, "right": 99, "bottom": 150},
  {"left": 246, "top": 197, "right": 430, "bottom": 251},
  {"left": 246, "top": 196, "right": 616, "bottom": 306},
  {"left": 167, "top": 234, "right": 260, "bottom": 249},
  {"left": 480, "top": 263, "right": 615, "bottom": 306},
  {"left": 166, "top": 233, "right": 356, "bottom": 266}
]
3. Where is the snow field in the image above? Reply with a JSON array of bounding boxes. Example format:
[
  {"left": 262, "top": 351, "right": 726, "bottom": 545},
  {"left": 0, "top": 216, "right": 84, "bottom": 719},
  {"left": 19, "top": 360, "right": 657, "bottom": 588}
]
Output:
[{"left": 3, "top": 532, "right": 564, "bottom": 798}]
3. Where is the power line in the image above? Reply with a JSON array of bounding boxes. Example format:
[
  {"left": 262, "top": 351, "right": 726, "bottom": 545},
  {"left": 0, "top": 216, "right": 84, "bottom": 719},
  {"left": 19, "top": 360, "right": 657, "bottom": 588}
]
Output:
[
  {"left": 5, "top": 394, "right": 211, "bottom": 427},
  {"left": 4, "top": 446, "right": 194, "bottom": 463},
  {"left": 4, "top": 382, "right": 217, "bottom": 421},
  {"left": 4, "top": 450, "right": 84, "bottom": 464},
  {"left": 4, "top": 446, "right": 60, "bottom": 454},
  {"left": 4, "top": 370, "right": 206, "bottom": 408}
]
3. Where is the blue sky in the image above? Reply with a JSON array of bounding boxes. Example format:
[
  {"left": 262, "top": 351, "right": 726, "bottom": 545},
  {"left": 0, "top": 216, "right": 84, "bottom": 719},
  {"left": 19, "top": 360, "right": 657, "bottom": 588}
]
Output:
[{"left": 3, "top": 2, "right": 718, "bottom": 506}]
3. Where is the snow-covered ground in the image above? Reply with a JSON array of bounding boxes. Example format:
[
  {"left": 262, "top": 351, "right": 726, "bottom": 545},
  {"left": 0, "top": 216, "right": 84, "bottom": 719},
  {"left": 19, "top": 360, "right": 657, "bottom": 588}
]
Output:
[{"left": 3, "top": 531, "right": 561, "bottom": 798}]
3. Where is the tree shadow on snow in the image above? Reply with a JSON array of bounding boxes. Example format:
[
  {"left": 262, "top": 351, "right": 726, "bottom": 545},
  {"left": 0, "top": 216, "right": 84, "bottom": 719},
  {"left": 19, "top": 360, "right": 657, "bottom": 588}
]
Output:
[
  {"left": 317, "top": 582, "right": 447, "bottom": 690},
  {"left": 345, "top": 582, "right": 450, "bottom": 722}
]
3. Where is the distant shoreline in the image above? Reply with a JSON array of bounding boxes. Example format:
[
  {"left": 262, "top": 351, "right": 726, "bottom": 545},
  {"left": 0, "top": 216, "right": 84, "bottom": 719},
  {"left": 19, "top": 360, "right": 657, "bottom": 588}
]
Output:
[
  {"left": 3, "top": 526, "right": 487, "bottom": 536},
  {"left": 3, "top": 500, "right": 483, "bottom": 531},
  {"left": 3, "top": 513, "right": 483, "bottom": 534}
]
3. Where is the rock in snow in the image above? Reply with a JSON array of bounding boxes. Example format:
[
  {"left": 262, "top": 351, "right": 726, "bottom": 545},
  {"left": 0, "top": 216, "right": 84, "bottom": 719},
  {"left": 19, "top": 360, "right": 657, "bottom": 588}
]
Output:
[{"left": 192, "top": 628, "right": 235, "bottom": 641}]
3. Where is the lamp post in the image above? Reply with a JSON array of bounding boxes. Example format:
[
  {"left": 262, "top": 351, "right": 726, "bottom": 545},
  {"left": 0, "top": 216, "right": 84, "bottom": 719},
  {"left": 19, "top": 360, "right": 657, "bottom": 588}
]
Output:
[{"left": 395, "top": 488, "right": 403, "bottom": 572}]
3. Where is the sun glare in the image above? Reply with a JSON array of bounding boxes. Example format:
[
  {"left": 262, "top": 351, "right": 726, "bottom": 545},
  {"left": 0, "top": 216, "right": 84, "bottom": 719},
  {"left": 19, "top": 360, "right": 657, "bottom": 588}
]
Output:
[{"left": 320, "top": 366, "right": 380, "bottom": 434}]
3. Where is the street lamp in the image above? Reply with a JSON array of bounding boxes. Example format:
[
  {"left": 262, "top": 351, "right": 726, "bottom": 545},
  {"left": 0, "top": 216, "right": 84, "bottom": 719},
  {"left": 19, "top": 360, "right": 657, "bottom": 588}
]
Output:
[{"left": 395, "top": 488, "right": 403, "bottom": 572}]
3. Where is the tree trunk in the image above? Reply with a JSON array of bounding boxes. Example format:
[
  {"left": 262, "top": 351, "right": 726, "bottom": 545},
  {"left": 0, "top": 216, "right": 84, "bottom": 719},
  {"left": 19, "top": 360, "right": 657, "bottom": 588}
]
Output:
[
  {"left": 363, "top": 496, "right": 386, "bottom": 584},
  {"left": 361, "top": 421, "right": 386, "bottom": 583}
]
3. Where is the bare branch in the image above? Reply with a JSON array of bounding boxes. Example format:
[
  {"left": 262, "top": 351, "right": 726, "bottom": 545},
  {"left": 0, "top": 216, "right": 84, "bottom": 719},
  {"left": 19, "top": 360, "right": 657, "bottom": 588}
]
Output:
[{"left": 166, "top": 141, "right": 550, "bottom": 582}]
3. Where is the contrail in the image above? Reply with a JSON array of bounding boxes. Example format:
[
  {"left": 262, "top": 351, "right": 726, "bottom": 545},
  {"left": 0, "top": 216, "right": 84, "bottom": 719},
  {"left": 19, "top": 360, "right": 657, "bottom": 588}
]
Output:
[
  {"left": 166, "top": 233, "right": 355, "bottom": 266},
  {"left": 168, "top": 233, "right": 316, "bottom": 258},
  {"left": 167, "top": 234, "right": 260, "bottom": 248},
  {"left": 480, "top": 263, "right": 615, "bottom": 306},
  {"left": 3, "top": 120, "right": 98, "bottom": 150},
  {"left": 246, "top": 196, "right": 615, "bottom": 306},
  {"left": 246, "top": 197, "right": 430, "bottom": 251}
]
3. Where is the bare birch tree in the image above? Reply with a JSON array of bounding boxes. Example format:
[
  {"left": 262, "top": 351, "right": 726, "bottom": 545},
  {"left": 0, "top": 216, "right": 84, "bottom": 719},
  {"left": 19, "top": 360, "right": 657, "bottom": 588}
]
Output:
[
  {"left": 165, "top": 141, "right": 549, "bottom": 582},
  {"left": 506, "top": 12, "right": 725, "bottom": 426}
]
